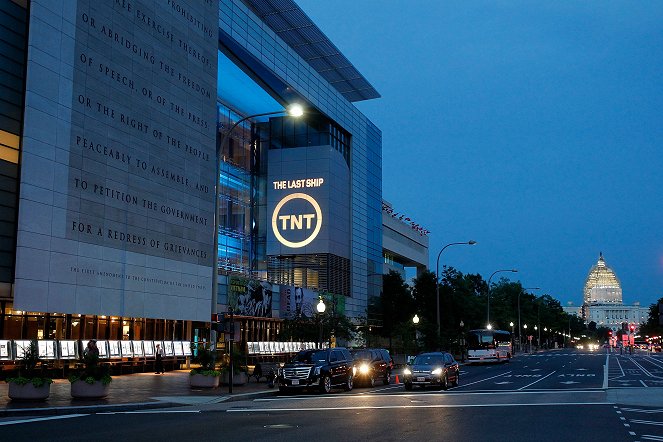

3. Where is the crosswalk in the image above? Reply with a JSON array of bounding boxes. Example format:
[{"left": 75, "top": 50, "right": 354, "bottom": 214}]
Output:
[{"left": 616, "top": 406, "right": 663, "bottom": 441}]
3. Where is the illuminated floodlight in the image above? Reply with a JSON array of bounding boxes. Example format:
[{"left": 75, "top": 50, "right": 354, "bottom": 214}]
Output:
[{"left": 287, "top": 103, "right": 304, "bottom": 117}]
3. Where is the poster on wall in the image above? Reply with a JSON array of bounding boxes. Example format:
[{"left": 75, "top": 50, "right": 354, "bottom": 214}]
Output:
[
  {"left": 279, "top": 285, "right": 319, "bottom": 319},
  {"left": 228, "top": 277, "right": 275, "bottom": 318}
]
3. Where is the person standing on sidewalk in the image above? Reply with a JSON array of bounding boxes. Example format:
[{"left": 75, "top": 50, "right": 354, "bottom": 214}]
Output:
[{"left": 155, "top": 343, "right": 165, "bottom": 374}]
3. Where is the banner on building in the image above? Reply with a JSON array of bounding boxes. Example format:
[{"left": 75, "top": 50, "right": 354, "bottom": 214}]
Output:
[{"left": 228, "top": 277, "right": 275, "bottom": 318}]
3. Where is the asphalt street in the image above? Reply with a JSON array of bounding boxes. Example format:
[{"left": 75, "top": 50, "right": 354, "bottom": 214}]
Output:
[{"left": 2, "top": 349, "right": 663, "bottom": 442}]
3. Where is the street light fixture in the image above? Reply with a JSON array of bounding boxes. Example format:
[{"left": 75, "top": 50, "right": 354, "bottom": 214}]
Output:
[
  {"left": 412, "top": 314, "right": 420, "bottom": 324},
  {"left": 211, "top": 104, "right": 305, "bottom": 335},
  {"left": 435, "top": 241, "right": 477, "bottom": 342},
  {"left": 486, "top": 269, "right": 518, "bottom": 327},
  {"left": 317, "top": 298, "right": 326, "bottom": 349}
]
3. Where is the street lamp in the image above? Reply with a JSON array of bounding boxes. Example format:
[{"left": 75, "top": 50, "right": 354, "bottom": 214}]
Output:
[
  {"left": 317, "top": 298, "right": 326, "bottom": 349},
  {"left": 486, "top": 269, "right": 518, "bottom": 327},
  {"left": 412, "top": 314, "right": 420, "bottom": 324},
  {"left": 523, "top": 323, "right": 528, "bottom": 352},
  {"left": 211, "top": 104, "right": 305, "bottom": 334},
  {"left": 435, "top": 241, "right": 477, "bottom": 342},
  {"left": 412, "top": 314, "right": 420, "bottom": 353},
  {"left": 510, "top": 322, "right": 515, "bottom": 354},
  {"left": 518, "top": 287, "right": 539, "bottom": 353}
]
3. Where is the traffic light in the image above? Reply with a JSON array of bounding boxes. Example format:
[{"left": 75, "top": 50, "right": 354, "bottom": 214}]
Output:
[{"left": 629, "top": 323, "right": 635, "bottom": 332}]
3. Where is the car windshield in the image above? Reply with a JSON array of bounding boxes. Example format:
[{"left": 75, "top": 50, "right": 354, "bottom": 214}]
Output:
[
  {"left": 292, "top": 350, "right": 327, "bottom": 363},
  {"left": 413, "top": 354, "right": 445, "bottom": 365},
  {"left": 353, "top": 350, "right": 373, "bottom": 361}
]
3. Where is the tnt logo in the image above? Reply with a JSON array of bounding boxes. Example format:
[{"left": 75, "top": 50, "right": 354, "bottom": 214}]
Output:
[{"left": 272, "top": 193, "right": 322, "bottom": 248}]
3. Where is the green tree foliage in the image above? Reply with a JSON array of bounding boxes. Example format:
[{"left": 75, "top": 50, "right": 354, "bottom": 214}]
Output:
[{"left": 639, "top": 297, "right": 663, "bottom": 336}]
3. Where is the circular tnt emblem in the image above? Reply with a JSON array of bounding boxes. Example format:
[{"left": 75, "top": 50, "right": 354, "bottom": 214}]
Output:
[{"left": 271, "top": 193, "right": 322, "bottom": 248}]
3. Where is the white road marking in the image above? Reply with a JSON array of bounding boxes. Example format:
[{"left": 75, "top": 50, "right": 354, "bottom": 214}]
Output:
[
  {"left": 97, "top": 410, "right": 200, "bottom": 415},
  {"left": 620, "top": 408, "right": 663, "bottom": 414},
  {"left": 228, "top": 401, "right": 613, "bottom": 413},
  {"left": 630, "top": 420, "right": 663, "bottom": 427},
  {"left": 454, "top": 371, "right": 512, "bottom": 388},
  {"left": 642, "top": 435, "right": 663, "bottom": 441},
  {"left": 518, "top": 371, "right": 556, "bottom": 390},
  {"left": 641, "top": 380, "right": 649, "bottom": 387},
  {"left": 0, "top": 414, "right": 89, "bottom": 426}
]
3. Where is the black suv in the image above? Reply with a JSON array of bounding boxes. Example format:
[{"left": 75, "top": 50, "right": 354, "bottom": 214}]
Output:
[
  {"left": 351, "top": 348, "right": 393, "bottom": 387},
  {"left": 277, "top": 348, "right": 354, "bottom": 394}
]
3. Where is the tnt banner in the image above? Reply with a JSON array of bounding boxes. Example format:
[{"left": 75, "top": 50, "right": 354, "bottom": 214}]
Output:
[{"left": 228, "top": 277, "right": 275, "bottom": 318}]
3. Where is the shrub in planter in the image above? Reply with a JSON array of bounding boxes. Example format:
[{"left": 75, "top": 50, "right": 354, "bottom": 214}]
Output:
[
  {"left": 189, "top": 343, "right": 220, "bottom": 388},
  {"left": 6, "top": 340, "right": 53, "bottom": 401},
  {"left": 68, "top": 341, "right": 112, "bottom": 398},
  {"left": 219, "top": 348, "right": 248, "bottom": 386}
]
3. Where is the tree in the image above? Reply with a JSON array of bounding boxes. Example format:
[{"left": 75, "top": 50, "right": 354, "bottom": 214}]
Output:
[
  {"left": 639, "top": 297, "right": 663, "bottom": 337},
  {"left": 380, "top": 270, "right": 415, "bottom": 352}
]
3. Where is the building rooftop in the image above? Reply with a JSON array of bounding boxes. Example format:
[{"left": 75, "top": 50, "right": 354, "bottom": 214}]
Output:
[{"left": 244, "top": 0, "right": 380, "bottom": 102}]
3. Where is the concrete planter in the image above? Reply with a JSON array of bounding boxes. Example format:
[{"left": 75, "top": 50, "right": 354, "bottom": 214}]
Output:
[
  {"left": 8, "top": 381, "right": 50, "bottom": 401},
  {"left": 221, "top": 371, "right": 247, "bottom": 386},
  {"left": 189, "top": 373, "right": 220, "bottom": 388},
  {"left": 70, "top": 379, "right": 110, "bottom": 398}
]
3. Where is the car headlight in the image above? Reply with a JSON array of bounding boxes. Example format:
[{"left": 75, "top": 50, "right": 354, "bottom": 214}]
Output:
[
  {"left": 431, "top": 367, "right": 442, "bottom": 376},
  {"left": 403, "top": 368, "right": 412, "bottom": 375},
  {"left": 359, "top": 364, "right": 370, "bottom": 374},
  {"left": 277, "top": 368, "right": 283, "bottom": 377},
  {"left": 352, "top": 366, "right": 357, "bottom": 376},
  {"left": 314, "top": 366, "right": 321, "bottom": 376}
]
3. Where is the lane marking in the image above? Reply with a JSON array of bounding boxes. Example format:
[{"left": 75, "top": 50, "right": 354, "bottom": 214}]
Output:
[
  {"left": 643, "top": 435, "right": 663, "bottom": 441},
  {"left": 620, "top": 408, "right": 663, "bottom": 414},
  {"left": 0, "top": 414, "right": 89, "bottom": 426},
  {"left": 256, "top": 388, "right": 604, "bottom": 403},
  {"left": 604, "top": 354, "right": 609, "bottom": 388},
  {"left": 228, "top": 402, "right": 614, "bottom": 413},
  {"left": 97, "top": 410, "right": 201, "bottom": 415},
  {"left": 630, "top": 420, "right": 663, "bottom": 427},
  {"left": 641, "top": 380, "right": 649, "bottom": 387},
  {"left": 453, "top": 371, "right": 512, "bottom": 388},
  {"left": 518, "top": 371, "right": 556, "bottom": 390}
]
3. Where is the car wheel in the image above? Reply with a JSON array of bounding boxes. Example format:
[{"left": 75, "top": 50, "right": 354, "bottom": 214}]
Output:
[
  {"left": 404, "top": 381, "right": 413, "bottom": 391},
  {"left": 383, "top": 371, "right": 391, "bottom": 385},
  {"left": 344, "top": 375, "right": 353, "bottom": 391},
  {"left": 320, "top": 375, "right": 332, "bottom": 394},
  {"left": 442, "top": 374, "right": 449, "bottom": 390}
]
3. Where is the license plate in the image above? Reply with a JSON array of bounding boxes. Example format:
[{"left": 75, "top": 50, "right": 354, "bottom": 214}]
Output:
[
  {"left": 417, "top": 377, "right": 425, "bottom": 382},
  {"left": 291, "top": 379, "right": 299, "bottom": 385}
]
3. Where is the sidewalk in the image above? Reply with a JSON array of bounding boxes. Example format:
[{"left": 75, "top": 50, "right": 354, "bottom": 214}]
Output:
[{"left": 0, "top": 370, "right": 275, "bottom": 417}]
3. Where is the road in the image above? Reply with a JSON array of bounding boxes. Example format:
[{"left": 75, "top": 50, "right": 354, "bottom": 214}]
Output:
[{"left": 2, "top": 349, "right": 663, "bottom": 442}]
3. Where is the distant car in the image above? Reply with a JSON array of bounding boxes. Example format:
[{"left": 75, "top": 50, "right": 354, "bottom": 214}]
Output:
[
  {"left": 403, "top": 351, "right": 459, "bottom": 391},
  {"left": 277, "top": 348, "right": 354, "bottom": 394},
  {"left": 351, "top": 348, "right": 392, "bottom": 387}
]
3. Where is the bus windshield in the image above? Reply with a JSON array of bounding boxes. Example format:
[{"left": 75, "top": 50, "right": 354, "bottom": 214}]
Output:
[{"left": 467, "top": 330, "right": 511, "bottom": 350}]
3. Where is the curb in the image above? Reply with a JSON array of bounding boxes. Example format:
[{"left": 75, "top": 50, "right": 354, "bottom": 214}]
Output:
[{"left": 0, "top": 388, "right": 276, "bottom": 418}]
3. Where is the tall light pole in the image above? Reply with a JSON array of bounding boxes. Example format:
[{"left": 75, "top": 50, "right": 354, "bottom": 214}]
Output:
[
  {"left": 317, "top": 298, "right": 326, "bottom": 349},
  {"left": 518, "top": 287, "right": 540, "bottom": 352},
  {"left": 211, "top": 104, "right": 304, "bottom": 340},
  {"left": 435, "top": 241, "right": 477, "bottom": 342},
  {"left": 486, "top": 269, "right": 518, "bottom": 328}
]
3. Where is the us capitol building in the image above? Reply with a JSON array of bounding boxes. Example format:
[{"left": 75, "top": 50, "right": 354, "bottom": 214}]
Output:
[{"left": 563, "top": 253, "right": 649, "bottom": 331}]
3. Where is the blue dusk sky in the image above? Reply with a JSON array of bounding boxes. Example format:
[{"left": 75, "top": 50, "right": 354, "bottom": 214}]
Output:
[{"left": 296, "top": 1, "right": 663, "bottom": 308}]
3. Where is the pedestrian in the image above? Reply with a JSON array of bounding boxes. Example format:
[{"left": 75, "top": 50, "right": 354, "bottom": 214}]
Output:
[
  {"left": 84, "top": 339, "right": 100, "bottom": 358},
  {"left": 155, "top": 343, "right": 165, "bottom": 374}
]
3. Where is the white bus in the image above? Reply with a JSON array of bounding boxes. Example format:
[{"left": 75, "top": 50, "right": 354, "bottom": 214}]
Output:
[{"left": 466, "top": 329, "right": 512, "bottom": 363}]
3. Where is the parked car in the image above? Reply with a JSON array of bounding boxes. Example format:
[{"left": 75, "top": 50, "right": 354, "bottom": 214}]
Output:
[
  {"left": 403, "top": 351, "right": 459, "bottom": 391},
  {"left": 277, "top": 348, "right": 354, "bottom": 394},
  {"left": 351, "top": 348, "right": 393, "bottom": 387}
]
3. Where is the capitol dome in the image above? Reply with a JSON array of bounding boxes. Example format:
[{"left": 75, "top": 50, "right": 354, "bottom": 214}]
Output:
[{"left": 583, "top": 252, "right": 622, "bottom": 305}]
